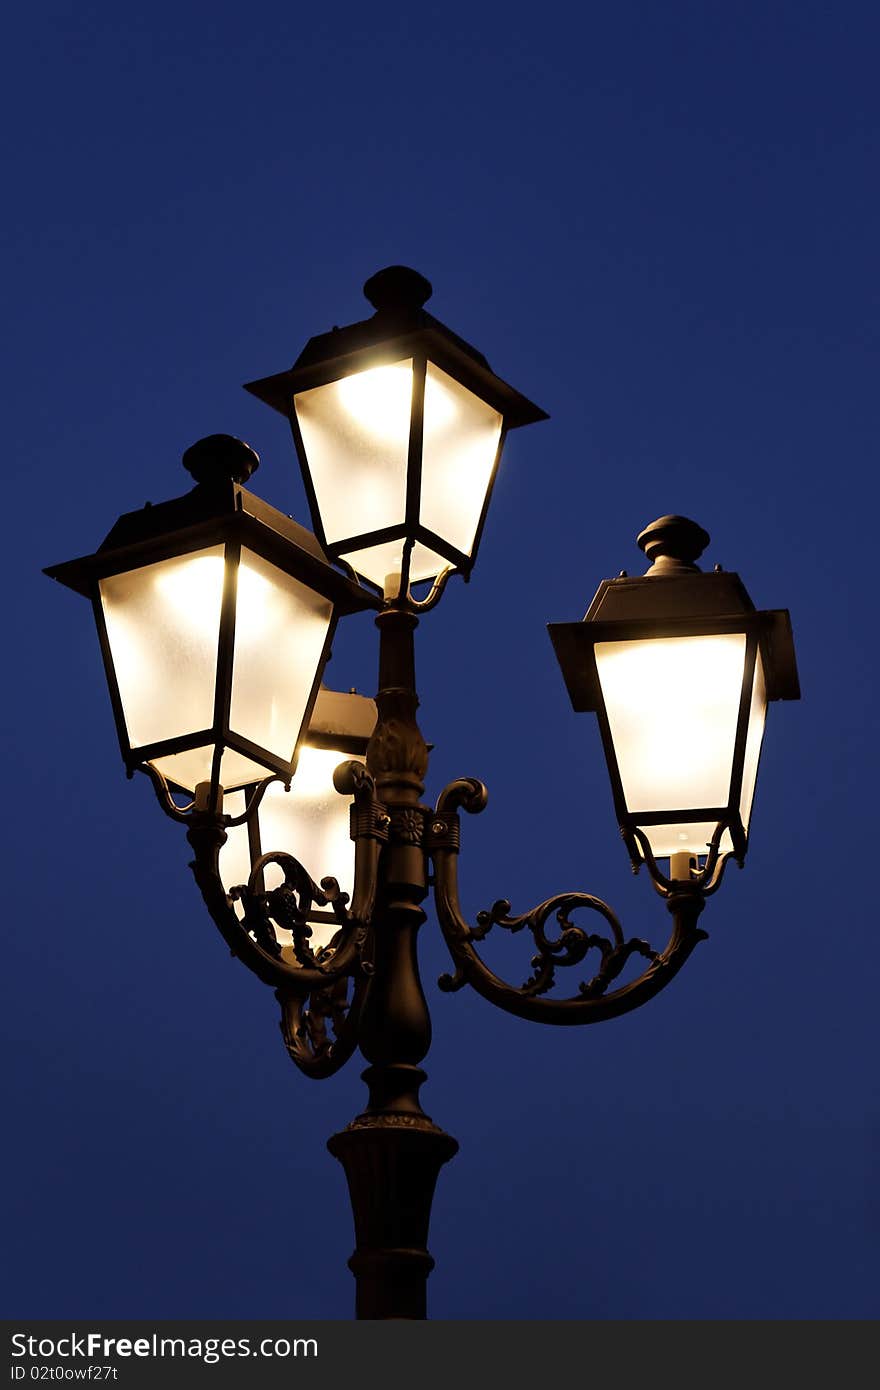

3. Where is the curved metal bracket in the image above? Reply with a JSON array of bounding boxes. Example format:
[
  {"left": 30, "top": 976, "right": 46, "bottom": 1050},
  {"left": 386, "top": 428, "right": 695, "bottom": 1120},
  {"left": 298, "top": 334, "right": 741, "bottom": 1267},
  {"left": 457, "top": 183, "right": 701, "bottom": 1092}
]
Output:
[
  {"left": 234, "top": 851, "right": 351, "bottom": 970},
  {"left": 276, "top": 973, "right": 367, "bottom": 1080},
  {"left": 403, "top": 566, "right": 455, "bottom": 614},
  {"left": 631, "top": 822, "right": 742, "bottom": 899},
  {"left": 471, "top": 893, "right": 658, "bottom": 999},
  {"left": 430, "top": 777, "right": 708, "bottom": 1025},
  {"left": 182, "top": 759, "right": 385, "bottom": 1084},
  {"left": 186, "top": 817, "right": 371, "bottom": 995},
  {"left": 139, "top": 762, "right": 279, "bottom": 828}
]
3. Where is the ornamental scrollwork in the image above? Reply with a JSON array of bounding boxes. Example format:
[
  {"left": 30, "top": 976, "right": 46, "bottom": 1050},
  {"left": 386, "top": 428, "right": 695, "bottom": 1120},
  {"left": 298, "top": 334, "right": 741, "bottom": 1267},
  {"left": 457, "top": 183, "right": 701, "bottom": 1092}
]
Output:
[
  {"left": 430, "top": 777, "right": 709, "bottom": 1026},
  {"left": 470, "top": 894, "right": 658, "bottom": 999},
  {"left": 276, "top": 973, "right": 364, "bottom": 1081},
  {"left": 231, "top": 850, "right": 351, "bottom": 970},
  {"left": 184, "top": 749, "right": 714, "bottom": 1075}
]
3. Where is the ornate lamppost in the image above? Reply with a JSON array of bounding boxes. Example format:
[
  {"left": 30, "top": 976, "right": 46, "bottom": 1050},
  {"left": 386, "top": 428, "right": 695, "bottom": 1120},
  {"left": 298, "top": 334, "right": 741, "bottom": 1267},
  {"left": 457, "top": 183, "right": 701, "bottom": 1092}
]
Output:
[{"left": 46, "top": 267, "right": 799, "bottom": 1320}]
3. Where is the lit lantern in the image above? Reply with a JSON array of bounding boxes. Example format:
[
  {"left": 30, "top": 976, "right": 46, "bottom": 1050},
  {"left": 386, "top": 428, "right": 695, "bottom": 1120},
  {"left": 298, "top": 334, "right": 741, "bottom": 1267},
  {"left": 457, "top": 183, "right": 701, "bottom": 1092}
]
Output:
[
  {"left": 220, "top": 686, "right": 376, "bottom": 954},
  {"left": 549, "top": 515, "right": 800, "bottom": 867},
  {"left": 45, "top": 436, "right": 374, "bottom": 798},
  {"left": 244, "top": 265, "right": 547, "bottom": 592}
]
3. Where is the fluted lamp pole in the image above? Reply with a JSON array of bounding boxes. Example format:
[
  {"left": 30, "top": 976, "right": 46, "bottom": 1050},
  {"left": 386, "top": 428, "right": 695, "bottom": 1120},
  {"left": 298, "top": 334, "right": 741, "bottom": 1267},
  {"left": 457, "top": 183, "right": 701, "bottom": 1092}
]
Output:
[{"left": 45, "top": 268, "right": 799, "bottom": 1320}]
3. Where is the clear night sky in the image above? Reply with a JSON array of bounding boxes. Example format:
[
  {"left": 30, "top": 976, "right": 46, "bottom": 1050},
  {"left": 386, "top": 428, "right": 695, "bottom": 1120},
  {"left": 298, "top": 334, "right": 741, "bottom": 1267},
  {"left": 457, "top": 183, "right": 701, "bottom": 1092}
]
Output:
[{"left": 3, "top": 1, "right": 877, "bottom": 1319}]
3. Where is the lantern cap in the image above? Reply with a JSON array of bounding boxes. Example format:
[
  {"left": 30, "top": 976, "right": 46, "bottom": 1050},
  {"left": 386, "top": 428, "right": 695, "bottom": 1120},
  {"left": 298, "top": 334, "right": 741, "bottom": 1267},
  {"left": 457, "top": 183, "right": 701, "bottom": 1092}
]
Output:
[
  {"left": 548, "top": 511, "right": 800, "bottom": 710},
  {"left": 44, "top": 456, "right": 378, "bottom": 616},
  {"left": 182, "top": 434, "right": 259, "bottom": 486},
  {"left": 306, "top": 685, "right": 377, "bottom": 755},
  {"left": 363, "top": 265, "right": 433, "bottom": 313},
  {"left": 637, "top": 515, "right": 710, "bottom": 574},
  {"left": 243, "top": 266, "right": 548, "bottom": 430}
]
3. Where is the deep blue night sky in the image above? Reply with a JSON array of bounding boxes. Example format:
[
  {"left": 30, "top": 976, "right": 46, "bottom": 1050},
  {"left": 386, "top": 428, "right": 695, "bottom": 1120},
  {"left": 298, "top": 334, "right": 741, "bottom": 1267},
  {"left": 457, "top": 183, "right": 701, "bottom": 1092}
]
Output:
[{"left": 3, "top": 1, "right": 877, "bottom": 1319}]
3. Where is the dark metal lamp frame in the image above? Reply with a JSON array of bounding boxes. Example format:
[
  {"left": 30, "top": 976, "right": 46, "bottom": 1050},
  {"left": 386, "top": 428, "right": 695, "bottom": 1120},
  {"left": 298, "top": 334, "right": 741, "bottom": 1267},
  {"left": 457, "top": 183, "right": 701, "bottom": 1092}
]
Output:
[
  {"left": 550, "top": 515, "right": 799, "bottom": 877},
  {"left": 45, "top": 439, "right": 375, "bottom": 802},
  {"left": 245, "top": 265, "right": 547, "bottom": 594},
  {"left": 48, "top": 502, "right": 799, "bottom": 1321},
  {"left": 43, "top": 286, "right": 801, "bottom": 1322},
  {"left": 237, "top": 686, "right": 377, "bottom": 933},
  {"left": 152, "top": 515, "right": 796, "bottom": 1317}
]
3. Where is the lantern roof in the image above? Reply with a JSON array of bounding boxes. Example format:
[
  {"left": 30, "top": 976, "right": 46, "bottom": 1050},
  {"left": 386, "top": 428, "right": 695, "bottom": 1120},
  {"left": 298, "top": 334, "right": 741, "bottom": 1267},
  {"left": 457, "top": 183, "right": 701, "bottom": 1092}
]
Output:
[
  {"left": 549, "top": 514, "right": 800, "bottom": 711},
  {"left": 44, "top": 435, "right": 377, "bottom": 615},
  {"left": 307, "top": 686, "right": 377, "bottom": 754},
  {"left": 243, "top": 265, "right": 548, "bottom": 430}
]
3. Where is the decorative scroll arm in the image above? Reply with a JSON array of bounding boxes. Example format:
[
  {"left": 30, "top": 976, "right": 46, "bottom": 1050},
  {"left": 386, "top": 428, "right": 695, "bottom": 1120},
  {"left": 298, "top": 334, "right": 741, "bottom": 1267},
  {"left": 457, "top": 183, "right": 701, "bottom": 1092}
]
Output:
[
  {"left": 276, "top": 972, "right": 368, "bottom": 1080},
  {"left": 180, "top": 759, "right": 390, "bottom": 1078},
  {"left": 471, "top": 892, "right": 659, "bottom": 998},
  {"left": 139, "top": 763, "right": 279, "bottom": 827},
  {"left": 145, "top": 756, "right": 382, "bottom": 999},
  {"left": 186, "top": 813, "right": 368, "bottom": 993},
  {"left": 428, "top": 778, "right": 708, "bottom": 1026}
]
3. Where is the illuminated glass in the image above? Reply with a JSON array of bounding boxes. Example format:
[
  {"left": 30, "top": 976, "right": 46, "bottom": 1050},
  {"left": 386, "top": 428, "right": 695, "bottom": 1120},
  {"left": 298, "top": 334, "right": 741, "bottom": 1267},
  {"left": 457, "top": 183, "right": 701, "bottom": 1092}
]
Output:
[
  {"left": 220, "top": 748, "right": 362, "bottom": 956},
  {"left": 229, "top": 548, "right": 332, "bottom": 763},
  {"left": 294, "top": 359, "right": 503, "bottom": 588},
  {"left": 342, "top": 539, "right": 450, "bottom": 589},
  {"left": 739, "top": 648, "right": 767, "bottom": 830},
  {"left": 294, "top": 361, "right": 414, "bottom": 549},
  {"left": 100, "top": 546, "right": 224, "bottom": 752},
  {"left": 596, "top": 633, "right": 748, "bottom": 857},
  {"left": 258, "top": 750, "right": 358, "bottom": 899},
  {"left": 101, "top": 544, "right": 332, "bottom": 794},
  {"left": 420, "top": 363, "right": 502, "bottom": 557}
]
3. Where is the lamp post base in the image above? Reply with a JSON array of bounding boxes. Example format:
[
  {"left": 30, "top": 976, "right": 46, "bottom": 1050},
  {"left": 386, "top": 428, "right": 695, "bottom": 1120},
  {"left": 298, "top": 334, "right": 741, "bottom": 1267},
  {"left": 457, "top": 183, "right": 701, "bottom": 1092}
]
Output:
[{"left": 328, "top": 1113, "right": 458, "bottom": 1319}]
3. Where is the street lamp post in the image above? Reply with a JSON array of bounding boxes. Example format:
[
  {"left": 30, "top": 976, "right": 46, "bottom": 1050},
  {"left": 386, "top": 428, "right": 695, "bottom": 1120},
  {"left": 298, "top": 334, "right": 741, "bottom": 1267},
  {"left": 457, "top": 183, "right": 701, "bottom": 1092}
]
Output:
[{"left": 45, "top": 267, "right": 799, "bottom": 1320}]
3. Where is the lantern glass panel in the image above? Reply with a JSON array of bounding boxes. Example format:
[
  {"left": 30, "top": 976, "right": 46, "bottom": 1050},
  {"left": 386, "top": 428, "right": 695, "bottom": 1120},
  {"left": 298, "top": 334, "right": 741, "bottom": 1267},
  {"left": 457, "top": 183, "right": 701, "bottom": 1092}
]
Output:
[
  {"left": 739, "top": 647, "right": 767, "bottom": 830},
  {"left": 258, "top": 749, "right": 359, "bottom": 901},
  {"left": 219, "top": 792, "right": 253, "bottom": 896},
  {"left": 220, "top": 748, "right": 362, "bottom": 955},
  {"left": 152, "top": 744, "right": 272, "bottom": 795},
  {"left": 229, "top": 547, "right": 332, "bottom": 764},
  {"left": 294, "top": 359, "right": 414, "bottom": 546},
  {"left": 595, "top": 633, "right": 747, "bottom": 857},
  {"left": 342, "top": 538, "right": 450, "bottom": 589},
  {"left": 419, "top": 362, "right": 502, "bottom": 559},
  {"left": 99, "top": 544, "right": 225, "bottom": 751}
]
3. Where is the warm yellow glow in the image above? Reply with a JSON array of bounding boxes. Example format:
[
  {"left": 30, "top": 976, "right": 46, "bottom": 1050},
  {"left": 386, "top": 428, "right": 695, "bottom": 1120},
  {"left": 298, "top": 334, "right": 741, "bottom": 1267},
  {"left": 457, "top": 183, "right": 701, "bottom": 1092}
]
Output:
[
  {"left": 218, "top": 750, "right": 362, "bottom": 958},
  {"left": 100, "top": 546, "right": 225, "bottom": 755},
  {"left": 284, "top": 745, "right": 349, "bottom": 798},
  {"left": 258, "top": 750, "right": 356, "bottom": 898},
  {"left": 596, "top": 634, "right": 748, "bottom": 857},
  {"left": 739, "top": 648, "right": 767, "bottom": 830},
  {"left": 155, "top": 554, "right": 273, "bottom": 637},
  {"left": 102, "top": 544, "right": 332, "bottom": 793},
  {"left": 154, "top": 553, "right": 223, "bottom": 625},
  {"left": 295, "top": 358, "right": 502, "bottom": 587},
  {"left": 342, "top": 539, "right": 450, "bottom": 588},
  {"left": 419, "top": 362, "right": 502, "bottom": 558},
  {"left": 229, "top": 548, "right": 333, "bottom": 771},
  {"left": 338, "top": 363, "right": 455, "bottom": 438},
  {"left": 218, "top": 791, "right": 252, "bottom": 900},
  {"left": 219, "top": 750, "right": 360, "bottom": 902}
]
